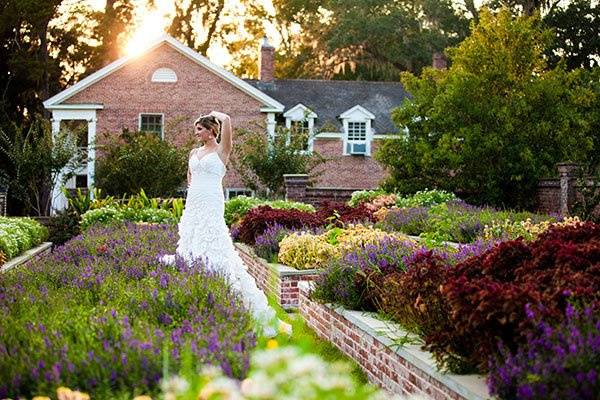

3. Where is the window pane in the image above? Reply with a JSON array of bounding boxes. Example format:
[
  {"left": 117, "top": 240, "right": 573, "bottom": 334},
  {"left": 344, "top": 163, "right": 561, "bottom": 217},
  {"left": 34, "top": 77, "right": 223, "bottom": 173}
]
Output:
[
  {"left": 348, "top": 122, "right": 366, "bottom": 141},
  {"left": 140, "top": 114, "right": 163, "bottom": 136}
]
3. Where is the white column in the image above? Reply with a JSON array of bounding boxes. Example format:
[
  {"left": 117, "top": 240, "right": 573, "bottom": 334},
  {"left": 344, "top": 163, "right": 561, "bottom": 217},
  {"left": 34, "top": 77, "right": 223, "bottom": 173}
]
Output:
[
  {"left": 308, "top": 118, "right": 315, "bottom": 152},
  {"left": 87, "top": 117, "right": 97, "bottom": 199},
  {"left": 266, "top": 112, "right": 276, "bottom": 140},
  {"left": 366, "top": 119, "right": 373, "bottom": 156},
  {"left": 50, "top": 116, "right": 68, "bottom": 215}
]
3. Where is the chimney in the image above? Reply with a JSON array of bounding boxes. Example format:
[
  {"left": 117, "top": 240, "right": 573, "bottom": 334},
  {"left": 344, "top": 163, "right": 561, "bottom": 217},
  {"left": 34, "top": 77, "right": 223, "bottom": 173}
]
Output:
[
  {"left": 432, "top": 52, "right": 448, "bottom": 70},
  {"left": 259, "top": 36, "right": 275, "bottom": 82}
]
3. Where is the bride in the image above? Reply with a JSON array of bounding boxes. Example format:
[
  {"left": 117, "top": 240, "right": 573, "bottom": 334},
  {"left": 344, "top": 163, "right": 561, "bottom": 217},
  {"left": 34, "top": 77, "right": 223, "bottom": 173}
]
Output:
[{"left": 161, "top": 111, "right": 290, "bottom": 337}]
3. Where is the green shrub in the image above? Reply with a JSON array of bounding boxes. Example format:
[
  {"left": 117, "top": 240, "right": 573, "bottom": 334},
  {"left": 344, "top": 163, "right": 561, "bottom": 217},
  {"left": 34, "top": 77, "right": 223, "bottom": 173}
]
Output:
[
  {"left": 80, "top": 206, "right": 176, "bottom": 230},
  {"left": 396, "top": 189, "right": 458, "bottom": 208},
  {"left": 348, "top": 189, "right": 387, "bottom": 207},
  {"left": 0, "top": 217, "right": 48, "bottom": 259},
  {"left": 95, "top": 130, "right": 192, "bottom": 197}
]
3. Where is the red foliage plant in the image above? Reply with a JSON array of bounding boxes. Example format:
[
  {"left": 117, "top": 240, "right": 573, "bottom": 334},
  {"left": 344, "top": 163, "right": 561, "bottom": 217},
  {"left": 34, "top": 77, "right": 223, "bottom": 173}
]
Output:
[
  {"left": 428, "top": 222, "right": 600, "bottom": 372},
  {"left": 316, "top": 201, "right": 375, "bottom": 227},
  {"left": 236, "top": 206, "right": 322, "bottom": 245}
]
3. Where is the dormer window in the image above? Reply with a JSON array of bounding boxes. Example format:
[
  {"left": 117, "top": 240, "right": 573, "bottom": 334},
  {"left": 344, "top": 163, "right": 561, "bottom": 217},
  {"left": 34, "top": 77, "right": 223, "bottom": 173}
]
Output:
[
  {"left": 340, "top": 105, "right": 375, "bottom": 156},
  {"left": 283, "top": 103, "right": 317, "bottom": 152},
  {"left": 151, "top": 68, "right": 177, "bottom": 83}
]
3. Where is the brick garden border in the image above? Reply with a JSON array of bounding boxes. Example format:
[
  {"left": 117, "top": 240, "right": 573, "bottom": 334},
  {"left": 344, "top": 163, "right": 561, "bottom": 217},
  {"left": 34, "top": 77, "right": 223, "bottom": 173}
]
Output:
[
  {"left": 1, "top": 242, "right": 52, "bottom": 273},
  {"left": 234, "top": 242, "right": 321, "bottom": 310},
  {"left": 299, "top": 281, "right": 490, "bottom": 400}
]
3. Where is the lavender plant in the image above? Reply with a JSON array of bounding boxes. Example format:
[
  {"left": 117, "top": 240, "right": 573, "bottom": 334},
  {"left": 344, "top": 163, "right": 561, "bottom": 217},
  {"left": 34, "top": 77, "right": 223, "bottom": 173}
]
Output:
[
  {"left": 488, "top": 304, "right": 600, "bottom": 400},
  {"left": 0, "top": 223, "right": 255, "bottom": 398}
]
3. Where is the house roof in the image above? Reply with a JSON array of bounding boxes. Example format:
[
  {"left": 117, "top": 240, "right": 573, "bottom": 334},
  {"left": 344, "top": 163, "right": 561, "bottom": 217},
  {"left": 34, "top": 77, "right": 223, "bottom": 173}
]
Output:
[
  {"left": 44, "top": 35, "right": 284, "bottom": 112},
  {"left": 245, "top": 79, "right": 410, "bottom": 133}
]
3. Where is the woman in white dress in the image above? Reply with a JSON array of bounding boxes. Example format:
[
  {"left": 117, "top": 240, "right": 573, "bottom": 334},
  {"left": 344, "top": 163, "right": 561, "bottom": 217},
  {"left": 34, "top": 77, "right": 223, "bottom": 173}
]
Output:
[{"left": 161, "top": 111, "right": 290, "bottom": 337}]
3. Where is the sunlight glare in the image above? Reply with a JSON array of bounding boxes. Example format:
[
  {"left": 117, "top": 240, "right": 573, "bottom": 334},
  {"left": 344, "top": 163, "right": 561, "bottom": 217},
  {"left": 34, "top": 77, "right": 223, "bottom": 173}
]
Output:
[{"left": 125, "top": 10, "right": 167, "bottom": 56}]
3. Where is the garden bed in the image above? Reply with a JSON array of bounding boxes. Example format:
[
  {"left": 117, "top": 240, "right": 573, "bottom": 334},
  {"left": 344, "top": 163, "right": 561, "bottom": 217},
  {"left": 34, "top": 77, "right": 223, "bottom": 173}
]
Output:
[
  {"left": 235, "top": 242, "right": 320, "bottom": 310},
  {"left": 299, "top": 281, "right": 490, "bottom": 400},
  {"left": 0, "top": 241, "right": 52, "bottom": 273}
]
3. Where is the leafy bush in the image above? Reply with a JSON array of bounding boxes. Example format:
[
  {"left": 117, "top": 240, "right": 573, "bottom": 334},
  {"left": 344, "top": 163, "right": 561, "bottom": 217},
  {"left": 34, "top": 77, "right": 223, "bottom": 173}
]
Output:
[
  {"left": 431, "top": 222, "right": 600, "bottom": 372},
  {"left": 316, "top": 201, "right": 375, "bottom": 227},
  {"left": 95, "top": 130, "right": 191, "bottom": 197},
  {"left": 483, "top": 216, "right": 580, "bottom": 241},
  {"left": 395, "top": 189, "right": 458, "bottom": 208},
  {"left": 278, "top": 232, "right": 337, "bottom": 270},
  {"left": 0, "top": 217, "right": 48, "bottom": 259},
  {"left": 236, "top": 206, "right": 322, "bottom": 245},
  {"left": 80, "top": 206, "right": 176, "bottom": 230},
  {"left": 488, "top": 304, "right": 600, "bottom": 400},
  {"left": 312, "top": 236, "right": 419, "bottom": 311},
  {"left": 377, "top": 207, "right": 430, "bottom": 236},
  {"left": 348, "top": 189, "right": 388, "bottom": 207},
  {"left": 0, "top": 223, "right": 255, "bottom": 398},
  {"left": 224, "top": 196, "right": 315, "bottom": 227},
  {"left": 46, "top": 210, "right": 82, "bottom": 247}
]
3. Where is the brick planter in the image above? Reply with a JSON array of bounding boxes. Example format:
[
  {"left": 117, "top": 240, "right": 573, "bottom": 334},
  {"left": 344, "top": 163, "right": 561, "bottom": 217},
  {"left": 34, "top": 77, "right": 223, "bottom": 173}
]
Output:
[
  {"left": 1, "top": 242, "right": 53, "bottom": 273},
  {"left": 234, "top": 242, "right": 321, "bottom": 310},
  {"left": 299, "top": 281, "right": 490, "bottom": 400}
]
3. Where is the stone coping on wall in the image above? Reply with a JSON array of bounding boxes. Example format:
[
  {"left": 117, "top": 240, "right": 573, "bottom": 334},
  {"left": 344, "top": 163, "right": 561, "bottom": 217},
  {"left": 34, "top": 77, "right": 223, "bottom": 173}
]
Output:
[
  {"left": 1, "top": 242, "right": 52, "bottom": 273},
  {"left": 299, "top": 281, "right": 490, "bottom": 400}
]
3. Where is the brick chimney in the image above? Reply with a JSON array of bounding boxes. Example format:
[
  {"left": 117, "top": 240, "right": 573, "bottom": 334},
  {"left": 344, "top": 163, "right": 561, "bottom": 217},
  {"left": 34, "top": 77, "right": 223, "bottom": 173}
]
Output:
[
  {"left": 259, "top": 36, "right": 275, "bottom": 82},
  {"left": 432, "top": 52, "right": 448, "bottom": 70}
]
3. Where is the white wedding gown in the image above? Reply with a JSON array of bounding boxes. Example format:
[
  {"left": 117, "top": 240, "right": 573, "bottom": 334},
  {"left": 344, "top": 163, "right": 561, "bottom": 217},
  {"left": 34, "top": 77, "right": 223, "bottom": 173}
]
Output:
[{"left": 161, "top": 151, "right": 277, "bottom": 333}]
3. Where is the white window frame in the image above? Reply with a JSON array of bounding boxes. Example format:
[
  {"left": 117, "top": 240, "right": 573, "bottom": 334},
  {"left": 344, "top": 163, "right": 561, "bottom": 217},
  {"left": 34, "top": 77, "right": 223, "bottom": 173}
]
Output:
[
  {"left": 225, "top": 188, "right": 255, "bottom": 200},
  {"left": 138, "top": 113, "right": 164, "bottom": 139},
  {"left": 283, "top": 103, "right": 317, "bottom": 153},
  {"left": 151, "top": 67, "right": 178, "bottom": 83},
  {"left": 340, "top": 105, "right": 375, "bottom": 156}
]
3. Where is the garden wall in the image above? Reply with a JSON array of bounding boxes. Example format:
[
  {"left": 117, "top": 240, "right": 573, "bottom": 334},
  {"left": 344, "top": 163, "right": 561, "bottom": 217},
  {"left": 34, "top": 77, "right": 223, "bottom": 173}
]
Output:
[
  {"left": 234, "top": 243, "right": 320, "bottom": 309},
  {"left": 298, "top": 282, "right": 490, "bottom": 400}
]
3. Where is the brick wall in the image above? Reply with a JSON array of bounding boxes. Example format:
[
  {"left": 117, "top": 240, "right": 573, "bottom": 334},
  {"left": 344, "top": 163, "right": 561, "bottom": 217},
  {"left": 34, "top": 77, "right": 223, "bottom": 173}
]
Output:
[
  {"left": 64, "top": 42, "right": 265, "bottom": 189},
  {"left": 311, "top": 139, "right": 388, "bottom": 189},
  {"left": 299, "top": 282, "right": 490, "bottom": 400},
  {"left": 284, "top": 174, "right": 363, "bottom": 206},
  {"left": 235, "top": 242, "right": 320, "bottom": 309}
]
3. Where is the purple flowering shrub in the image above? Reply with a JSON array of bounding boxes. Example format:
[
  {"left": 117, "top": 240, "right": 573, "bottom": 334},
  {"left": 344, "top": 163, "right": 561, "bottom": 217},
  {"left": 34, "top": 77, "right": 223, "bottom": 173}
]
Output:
[
  {"left": 311, "top": 237, "right": 420, "bottom": 310},
  {"left": 252, "top": 223, "right": 292, "bottom": 263},
  {"left": 0, "top": 223, "right": 255, "bottom": 398},
  {"left": 488, "top": 304, "right": 600, "bottom": 400}
]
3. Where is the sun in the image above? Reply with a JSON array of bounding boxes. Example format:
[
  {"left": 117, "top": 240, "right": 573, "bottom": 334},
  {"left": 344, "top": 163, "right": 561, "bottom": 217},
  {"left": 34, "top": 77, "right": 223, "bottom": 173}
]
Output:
[{"left": 125, "top": 9, "right": 168, "bottom": 56}]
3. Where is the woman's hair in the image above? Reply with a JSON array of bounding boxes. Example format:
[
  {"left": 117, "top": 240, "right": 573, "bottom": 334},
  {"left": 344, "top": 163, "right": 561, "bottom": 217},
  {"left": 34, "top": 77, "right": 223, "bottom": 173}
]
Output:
[{"left": 194, "top": 115, "right": 221, "bottom": 138}]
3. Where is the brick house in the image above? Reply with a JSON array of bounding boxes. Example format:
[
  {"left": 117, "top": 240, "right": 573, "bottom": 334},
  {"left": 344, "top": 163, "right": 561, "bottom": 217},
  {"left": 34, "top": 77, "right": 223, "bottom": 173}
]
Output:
[{"left": 44, "top": 35, "right": 409, "bottom": 211}]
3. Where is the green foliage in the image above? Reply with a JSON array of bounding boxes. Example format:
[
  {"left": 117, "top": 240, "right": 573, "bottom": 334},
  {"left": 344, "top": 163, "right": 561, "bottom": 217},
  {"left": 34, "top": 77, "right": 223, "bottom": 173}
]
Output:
[
  {"left": 347, "top": 189, "right": 387, "bottom": 207},
  {"left": 0, "top": 116, "right": 82, "bottom": 216},
  {"left": 544, "top": 0, "right": 600, "bottom": 71},
  {"left": 80, "top": 206, "right": 176, "bottom": 230},
  {"left": 396, "top": 189, "right": 458, "bottom": 208},
  {"left": 0, "top": 217, "right": 48, "bottom": 259},
  {"left": 95, "top": 130, "right": 191, "bottom": 198},
  {"left": 377, "top": 9, "right": 598, "bottom": 209},
  {"left": 231, "top": 126, "right": 324, "bottom": 198},
  {"left": 46, "top": 209, "right": 81, "bottom": 247}
]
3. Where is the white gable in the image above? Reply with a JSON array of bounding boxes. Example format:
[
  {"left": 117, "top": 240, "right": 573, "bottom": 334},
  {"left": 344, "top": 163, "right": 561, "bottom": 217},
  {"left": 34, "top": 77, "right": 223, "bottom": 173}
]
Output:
[
  {"left": 339, "top": 105, "right": 375, "bottom": 120},
  {"left": 44, "top": 35, "right": 284, "bottom": 112},
  {"left": 283, "top": 103, "right": 317, "bottom": 120}
]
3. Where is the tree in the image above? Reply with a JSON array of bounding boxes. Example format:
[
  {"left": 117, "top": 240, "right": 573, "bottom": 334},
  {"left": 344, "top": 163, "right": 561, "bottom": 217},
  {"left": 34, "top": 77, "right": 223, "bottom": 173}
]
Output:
[
  {"left": 231, "top": 124, "right": 324, "bottom": 198},
  {"left": 376, "top": 9, "right": 597, "bottom": 209},
  {"left": 166, "top": 0, "right": 226, "bottom": 56},
  {"left": 0, "top": 116, "right": 82, "bottom": 216},
  {"left": 544, "top": 0, "right": 600, "bottom": 70}
]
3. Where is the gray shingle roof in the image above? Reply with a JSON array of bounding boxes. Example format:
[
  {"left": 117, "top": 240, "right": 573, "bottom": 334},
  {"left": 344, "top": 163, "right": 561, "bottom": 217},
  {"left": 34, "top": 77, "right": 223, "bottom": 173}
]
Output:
[{"left": 245, "top": 79, "right": 410, "bottom": 134}]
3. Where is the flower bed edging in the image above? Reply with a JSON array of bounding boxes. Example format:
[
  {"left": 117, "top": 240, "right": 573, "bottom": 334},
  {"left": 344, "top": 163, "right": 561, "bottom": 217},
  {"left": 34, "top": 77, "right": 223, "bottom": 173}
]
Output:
[
  {"left": 298, "top": 281, "right": 490, "bottom": 400},
  {"left": 234, "top": 242, "right": 321, "bottom": 310},
  {"left": 1, "top": 242, "right": 52, "bottom": 273}
]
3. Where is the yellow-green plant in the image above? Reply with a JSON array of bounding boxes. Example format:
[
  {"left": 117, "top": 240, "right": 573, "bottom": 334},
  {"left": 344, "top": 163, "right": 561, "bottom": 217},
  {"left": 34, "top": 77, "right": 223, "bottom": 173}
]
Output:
[
  {"left": 333, "top": 224, "right": 413, "bottom": 255},
  {"left": 483, "top": 216, "right": 582, "bottom": 241},
  {"left": 278, "top": 232, "right": 337, "bottom": 270}
]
